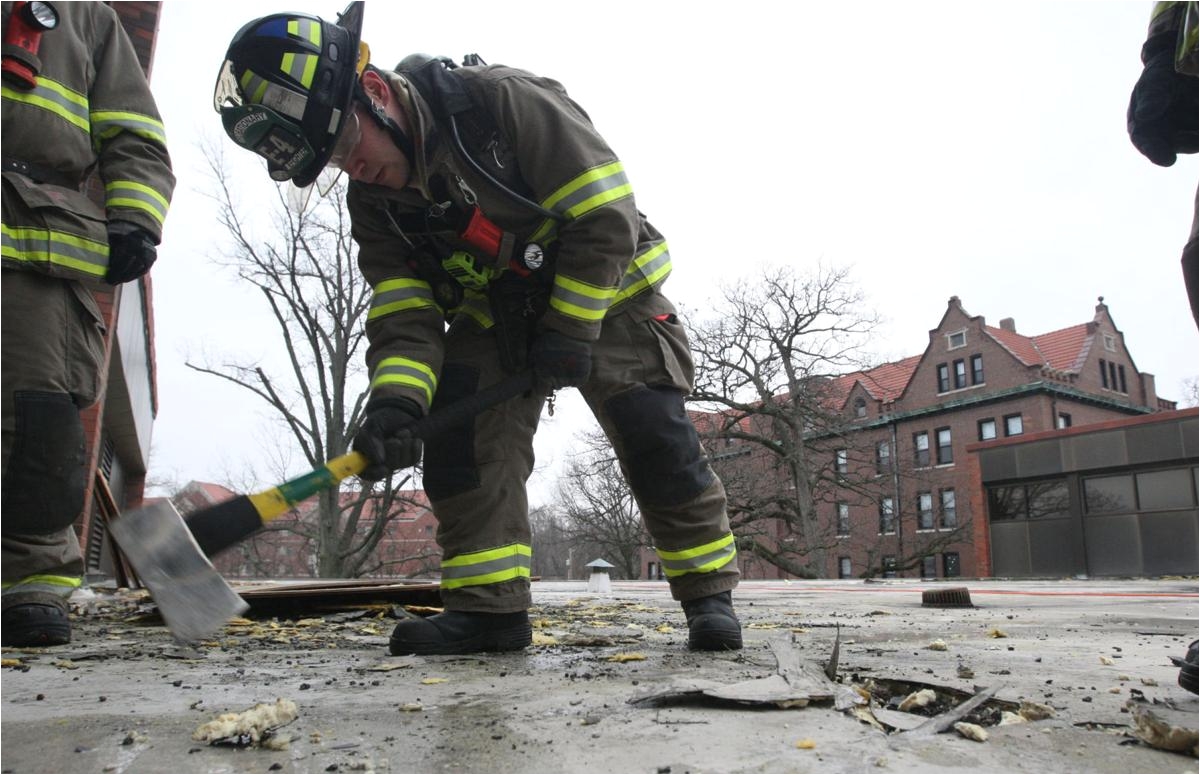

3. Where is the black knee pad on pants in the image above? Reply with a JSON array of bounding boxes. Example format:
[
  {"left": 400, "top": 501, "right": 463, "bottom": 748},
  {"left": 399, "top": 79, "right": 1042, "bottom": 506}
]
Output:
[
  {"left": 424, "top": 363, "right": 481, "bottom": 500},
  {"left": 605, "top": 385, "right": 713, "bottom": 508},
  {"left": 2, "top": 391, "right": 86, "bottom": 535}
]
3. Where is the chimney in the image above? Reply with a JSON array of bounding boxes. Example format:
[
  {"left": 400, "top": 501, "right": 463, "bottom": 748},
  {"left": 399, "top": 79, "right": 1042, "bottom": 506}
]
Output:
[{"left": 1000, "top": 318, "right": 1016, "bottom": 333}]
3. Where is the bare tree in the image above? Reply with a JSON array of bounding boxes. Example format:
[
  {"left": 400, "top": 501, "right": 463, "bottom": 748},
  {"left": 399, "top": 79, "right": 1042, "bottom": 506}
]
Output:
[
  {"left": 529, "top": 505, "right": 571, "bottom": 579},
  {"left": 188, "top": 149, "right": 426, "bottom": 577},
  {"left": 552, "top": 428, "right": 649, "bottom": 579},
  {"left": 685, "top": 264, "right": 887, "bottom": 577}
]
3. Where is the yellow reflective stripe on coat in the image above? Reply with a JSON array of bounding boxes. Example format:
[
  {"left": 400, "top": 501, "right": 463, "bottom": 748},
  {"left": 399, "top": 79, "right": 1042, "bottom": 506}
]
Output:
[
  {"left": 105, "top": 180, "right": 169, "bottom": 226},
  {"left": 90, "top": 110, "right": 167, "bottom": 146},
  {"left": 550, "top": 274, "right": 618, "bottom": 323},
  {"left": 1, "top": 223, "right": 108, "bottom": 277},
  {"left": 370, "top": 356, "right": 437, "bottom": 404},
  {"left": 368, "top": 278, "right": 439, "bottom": 321},
  {"left": 440, "top": 543, "right": 532, "bottom": 589},
  {"left": 612, "top": 240, "right": 672, "bottom": 306},
  {"left": 530, "top": 160, "right": 632, "bottom": 243},
  {"left": 1, "top": 77, "right": 89, "bottom": 132},
  {"left": 656, "top": 534, "right": 737, "bottom": 578}
]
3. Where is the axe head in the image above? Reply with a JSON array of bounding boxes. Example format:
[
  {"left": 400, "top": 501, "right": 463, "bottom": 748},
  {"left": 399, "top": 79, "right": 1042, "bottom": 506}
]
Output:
[{"left": 109, "top": 500, "right": 248, "bottom": 643}]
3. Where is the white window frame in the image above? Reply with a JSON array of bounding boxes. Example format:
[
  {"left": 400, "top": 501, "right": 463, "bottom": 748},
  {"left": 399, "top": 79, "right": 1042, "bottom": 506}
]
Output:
[{"left": 947, "top": 329, "right": 967, "bottom": 350}]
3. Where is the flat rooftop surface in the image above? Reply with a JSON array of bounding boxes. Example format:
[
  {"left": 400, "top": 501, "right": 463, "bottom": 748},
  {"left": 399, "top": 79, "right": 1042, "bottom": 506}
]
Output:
[{"left": 2, "top": 578, "right": 1197, "bottom": 773}]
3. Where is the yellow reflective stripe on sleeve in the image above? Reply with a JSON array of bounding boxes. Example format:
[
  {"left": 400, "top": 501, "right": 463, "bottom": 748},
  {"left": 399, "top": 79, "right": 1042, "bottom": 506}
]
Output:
[
  {"left": 370, "top": 357, "right": 438, "bottom": 404},
  {"left": 549, "top": 274, "right": 618, "bottom": 323},
  {"left": 440, "top": 544, "right": 532, "bottom": 590},
  {"left": 657, "top": 533, "right": 737, "bottom": 578},
  {"left": 613, "top": 240, "right": 672, "bottom": 306},
  {"left": 368, "top": 278, "right": 439, "bottom": 321},
  {"left": 2, "top": 77, "right": 89, "bottom": 132},
  {"left": 540, "top": 161, "right": 631, "bottom": 218},
  {"left": 2, "top": 223, "right": 109, "bottom": 278},
  {"left": 105, "top": 180, "right": 169, "bottom": 226},
  {"left": 90, "top": 110, "right": 167, "bottom": 146}
]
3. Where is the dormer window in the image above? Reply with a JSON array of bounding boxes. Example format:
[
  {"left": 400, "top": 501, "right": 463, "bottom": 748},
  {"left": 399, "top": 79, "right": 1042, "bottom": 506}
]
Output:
[
  {"left": 947, "top": 330, "right": 967, "bottom": 350},
  {"left": 853, "top": 397, "right": 867, "bottom": 418},
  {"left": 1103, "top": 334, "right": 1117, "bottom": 352}
]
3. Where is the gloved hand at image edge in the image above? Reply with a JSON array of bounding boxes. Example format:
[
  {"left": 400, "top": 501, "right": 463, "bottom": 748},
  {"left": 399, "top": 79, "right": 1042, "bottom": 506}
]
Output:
[
  {"left": 530, "top": 329, "right": 592, "bottom": 392},
  {"left": 105, "top": 220, "right": 158, "bottom": 284},
  {"left": 353, "top": 396, "right": 423, "bottom": 482},
  {"left": 1127, "top": 32, "right": 1200, "bottom": 167}
]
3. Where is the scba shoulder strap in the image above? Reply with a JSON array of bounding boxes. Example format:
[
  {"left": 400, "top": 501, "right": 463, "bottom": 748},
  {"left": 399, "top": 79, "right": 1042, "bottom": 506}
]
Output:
[{"left": 396, "top": 55, "right": 563, "bottom": 223}]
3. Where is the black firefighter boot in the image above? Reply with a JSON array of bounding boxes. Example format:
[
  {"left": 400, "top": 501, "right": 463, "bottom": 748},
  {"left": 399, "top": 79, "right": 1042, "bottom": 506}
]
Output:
[
  {"left": 1171, "top": 640, "right": 1198, "bottom": 694},
  {"left": 682, "top": 591, "right": 742, "bottom": 651},
  {"left": 389, "top": 609, "right": 532, "bottom": 656},
  {"left": 1, "top": 594, "right": 71, "bottom": 647}
]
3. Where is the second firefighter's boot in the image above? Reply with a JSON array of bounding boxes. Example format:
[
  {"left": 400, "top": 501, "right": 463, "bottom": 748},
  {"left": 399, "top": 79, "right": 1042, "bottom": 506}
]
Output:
[
  {"left": 682, "top": 590, "right": 742, "bottom": 651},
  {"left": 389, "top": 609, "right": 532, "bottom": 656},
  {"left": 1, "top": 596, "right": 71, "bottom": 647}
]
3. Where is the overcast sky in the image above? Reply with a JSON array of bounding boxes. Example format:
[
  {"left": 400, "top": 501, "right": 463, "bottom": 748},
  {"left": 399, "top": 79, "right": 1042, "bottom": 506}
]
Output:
[{"left": 145, "top": 1, "right": 1199, "bottom": 501}]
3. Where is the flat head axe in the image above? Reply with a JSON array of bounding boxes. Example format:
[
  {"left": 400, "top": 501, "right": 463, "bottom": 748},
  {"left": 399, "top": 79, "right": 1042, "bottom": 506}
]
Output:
[{"left": 110, "top": 370, "right": 534, "bottom": 643}]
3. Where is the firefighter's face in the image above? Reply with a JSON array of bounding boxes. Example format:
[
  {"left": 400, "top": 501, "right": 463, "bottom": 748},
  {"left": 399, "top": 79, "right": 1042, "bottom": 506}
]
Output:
[{"left": 338, "top": 71, "right": 412, "bottom": 190}]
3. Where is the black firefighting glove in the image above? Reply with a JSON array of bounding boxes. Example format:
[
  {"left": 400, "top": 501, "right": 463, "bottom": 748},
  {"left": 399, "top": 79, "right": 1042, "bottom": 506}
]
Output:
[
  {"left": 352, "top": 396, "right": 423, "bottom": 482},
  {"left": 1128, "top": 32, "right": 1199, "bottom": 167},
  {"left": 530, "top": 329, "right": 592, "bottom": 392},
  {"left": 105, "top": 220, "right": 158, "bottom": 284}
]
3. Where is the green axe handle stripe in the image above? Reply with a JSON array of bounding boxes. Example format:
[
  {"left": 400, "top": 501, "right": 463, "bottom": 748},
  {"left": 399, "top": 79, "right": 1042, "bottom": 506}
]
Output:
[{"left": 184, "top": 370, "right": 535, "bottom": 559}]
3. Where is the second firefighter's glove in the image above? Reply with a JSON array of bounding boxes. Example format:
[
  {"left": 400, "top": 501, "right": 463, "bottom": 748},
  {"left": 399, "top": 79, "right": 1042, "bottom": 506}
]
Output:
[
  {"left": 105, "top": 220, "right": 158, "bottom": 285},
  {"left": 353, "top": 396, "right": 423, "bottom": 482},
  {"left": 1127, "top": 32, "right": 1199, "bottom": 167},
  {"left": 531, "top": 330, "right": 592, "bottom": 392}
]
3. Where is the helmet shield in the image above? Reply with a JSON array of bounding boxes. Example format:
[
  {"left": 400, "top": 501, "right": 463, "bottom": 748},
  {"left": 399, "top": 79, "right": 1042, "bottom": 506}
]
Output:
[{"left": 214, "top": 2, "right": 367, "bottom": 187}]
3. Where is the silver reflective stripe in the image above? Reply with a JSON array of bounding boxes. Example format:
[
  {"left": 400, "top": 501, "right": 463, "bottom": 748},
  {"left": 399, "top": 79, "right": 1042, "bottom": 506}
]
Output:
[
  {"left": 91, "top": 110, "right": 167, "bottom": 145},
  {"left": 657, "top": 534, "right": 737, "bottom": 578},
  {"left": 105, "top": 180, "right": 169, "bottom": 226},
  {"left": 614, "top": 240, "right": 671, "bottom": 305},
  {"left": 368, "top": 278, "right": 438, "bottom": 321},
  {"left": 1, "top": 77, "right": 89, "bottom": 132},
  {"left": 370, "top": 357, "right": 437, "bottom": 404},
  {"left": 440, "top": 544, "right": 532, "bottom": 590},
  {"left": 1, "top": 223, "right": 109, "bottom": 278},
  {"left": 541, "top": 161, "right": 631, "bottom": 220}
]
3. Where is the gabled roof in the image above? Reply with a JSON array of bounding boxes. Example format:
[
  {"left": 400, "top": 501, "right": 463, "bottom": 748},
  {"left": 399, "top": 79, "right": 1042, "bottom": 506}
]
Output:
[
  {"left": 829, "top": 355, "right": 922, "bottom": 409},
  {"left": 985, "top": 322, "right": 1091, "bottom": 372}
]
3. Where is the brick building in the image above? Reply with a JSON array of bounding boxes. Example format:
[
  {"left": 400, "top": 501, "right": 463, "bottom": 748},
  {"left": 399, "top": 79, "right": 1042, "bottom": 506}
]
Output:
[
  {"left": 703, "top": 296, "right": 1180, "bottom": 580},
  {"left": 74, "top": 3, "right": 166, "bottom": 581}
]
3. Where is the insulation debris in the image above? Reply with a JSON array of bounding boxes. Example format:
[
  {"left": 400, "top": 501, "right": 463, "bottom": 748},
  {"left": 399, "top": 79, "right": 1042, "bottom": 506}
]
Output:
[
  {"left": 192, "top": 699, "right": 298, "bottom": 747},
  {"left": 898, "top": 689, "right": 937, "bottom": 712},
  {"left": 1099, "top": 655, "right": 1115, "bottom": 665},
  {"left": 1018, "top": 700, "right": 1055, "bottom": 721},
  {"left": 926, "top": 639, "right": 948, "bottom": 651},
  {"left": 1126, "top": 701, "right": 1199, "bottom": 756},
  {"left": 953, "top": 722, "right": 989, "bottom": 742},
  {"left": 795, "top": 739, "right": 816, "bottom": 749},
  {"left": 987, "top": 628, "right": 1008, "bottom": 639},
  {"left": 606, "top": 652, "right": 646, "bottom": 663}
]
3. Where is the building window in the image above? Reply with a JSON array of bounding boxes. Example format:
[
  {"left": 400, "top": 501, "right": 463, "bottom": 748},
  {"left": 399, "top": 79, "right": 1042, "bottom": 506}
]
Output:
[
  {"left": 853, "top": 397, "right": 867, "bottom": 418},
  {"left": 836, "top": 503, "right": 850, "bottom": 537},
  {"left": 1056, "top": 412, "right": 1072, "bottom": 429},
  {"left": 1103, "top": 333, "right": 1117, "bottom": 352},
  {"left": 1118, "top": 364, "right": 1127, "bottom": 394},
  {"left": 936, "top": 427, "right": 953, "bottom": 465},
  {"left": 943, "top": 552, "right": 961, "bottom": 577},
  {"left": 917, "top": 492, "right": 934, "bottom": 530},
  {"left": 882, "top": 555, "right": 898, "bottom": 578},
  {"left": 988, "top": 480, "right": 1070, "bottom": 521},
  {"left": 914, "top": 432, "right": 930, "bottom": 467},
  {"left": 970, "top": 354, "right": 984, "bottom": 384},
  {"left": 879, "top": 498, "right": 895, "bottom": 534},
  {"left": 1099, "top": 359, "right": 1109, "bottom": 388},
  {"left": 875, "top": 440, "right": 892, "bottom": 474},
  {"left": 838, "top": 557, "right": 852, "bottom": 579},
  {"left": 947, "top": 330, "right": 966, "bottom": 350},
  {"left": 940, "top": 488, "right": 957, "bottom": 528},
  {"left": 1004, "top": 413, "right": 1023, "bottom": 437},
  {"left": 1136, "top": 468, "right": 1198, "bottom": 510},
  {"left": 1109, "top": 362, "right": 1120, "bottom": 393},
  {"left": 936, "top": 363, "right": 950, "bottom": 393},
  {"left": 978, "top": 418, "right": 997, "bottom": 441},
  {"left": 835, "top": 449, "right": 848, "bottom": 475},
  {"left": 921, "top": 555, "right": 937, "bottom": 578},
  {"left": 953, "top": 359, "right": 967, "bottom": 389},
  {"left": 1083, "top": 474, "right": 1137, "bottom": 515}
]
